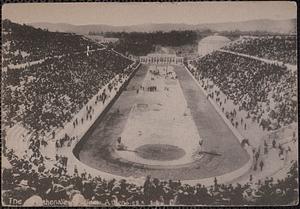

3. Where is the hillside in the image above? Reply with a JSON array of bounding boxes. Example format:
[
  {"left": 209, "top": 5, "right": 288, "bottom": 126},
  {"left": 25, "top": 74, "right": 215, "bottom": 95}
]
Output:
[{"left": 29, "top": 18, "right": 296, "bottom": 34}]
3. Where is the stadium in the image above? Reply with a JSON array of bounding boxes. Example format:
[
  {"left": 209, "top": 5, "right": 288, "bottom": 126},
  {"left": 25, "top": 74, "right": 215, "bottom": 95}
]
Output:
[{"left": 1, "top": 3, "right": 298, "bottom": 207}]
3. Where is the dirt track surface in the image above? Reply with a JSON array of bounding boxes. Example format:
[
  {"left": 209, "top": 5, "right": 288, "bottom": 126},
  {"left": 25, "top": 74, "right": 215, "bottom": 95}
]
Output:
[{"left": 77, "top": 64, "right": 249, "bottom": 180}]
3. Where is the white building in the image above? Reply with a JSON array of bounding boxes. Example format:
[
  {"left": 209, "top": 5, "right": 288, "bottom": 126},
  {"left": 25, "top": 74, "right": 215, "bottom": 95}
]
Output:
[{"left": 140, "top": 53, "right": 184, "bottom": 65}]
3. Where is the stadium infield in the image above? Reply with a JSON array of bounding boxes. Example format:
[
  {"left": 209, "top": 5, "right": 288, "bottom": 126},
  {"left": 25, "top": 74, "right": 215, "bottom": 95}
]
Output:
[{"left": 77, "top": 64, "right": 249, "bottom": 180}]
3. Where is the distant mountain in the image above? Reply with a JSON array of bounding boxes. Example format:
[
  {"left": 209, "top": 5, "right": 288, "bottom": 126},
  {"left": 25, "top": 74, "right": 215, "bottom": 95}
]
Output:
[
  {"left": 29, "top": 19, "right": 296, "bottom": 34},
  {"left": 201, "top": 19, "right": 296, "bottom": 34}
]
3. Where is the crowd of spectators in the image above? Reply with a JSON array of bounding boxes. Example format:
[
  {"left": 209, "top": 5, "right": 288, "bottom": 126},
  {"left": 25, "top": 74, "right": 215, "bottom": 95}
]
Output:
[
  {"left": 2, "top": 148, "right": 298, "bottom": 206},
  {"left": 2, "top": 19, "right": 101, "bottom": 67},
  {"left": 2, "top": 49, "right": 133, "bottom": 133},
  {"left": 189, "top": 51, "right": 297, "bottom": 131},
  {"left": 223, "top": 36, "right": 297, "bottom": 65}
]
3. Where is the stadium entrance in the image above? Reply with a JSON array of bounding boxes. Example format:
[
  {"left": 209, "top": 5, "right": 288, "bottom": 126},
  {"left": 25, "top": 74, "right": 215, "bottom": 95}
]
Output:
[{"left": 140, "top": 53, "right": 184, "bottom": 65}]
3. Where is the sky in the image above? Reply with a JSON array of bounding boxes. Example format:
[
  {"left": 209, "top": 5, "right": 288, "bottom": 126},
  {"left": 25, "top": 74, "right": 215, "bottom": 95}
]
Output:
[{"left": 2, "top": 1, "right": 297, "bottom": 26}]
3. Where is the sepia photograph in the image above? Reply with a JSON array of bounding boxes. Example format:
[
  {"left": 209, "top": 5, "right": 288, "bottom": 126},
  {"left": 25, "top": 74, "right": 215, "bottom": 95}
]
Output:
[{"left": 1, "top": 1, "right": 298, "bottom": 207}]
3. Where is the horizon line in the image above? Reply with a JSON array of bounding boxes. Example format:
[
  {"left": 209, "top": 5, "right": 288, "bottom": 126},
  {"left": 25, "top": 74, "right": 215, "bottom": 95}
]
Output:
[{"left": 9, "top": 17, "right": 295, "bottom": 27}]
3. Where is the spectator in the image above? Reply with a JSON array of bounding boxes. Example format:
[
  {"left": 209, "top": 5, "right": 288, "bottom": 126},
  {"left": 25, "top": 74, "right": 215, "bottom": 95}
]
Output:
[{"left": 223, "top": 35, "right": 297, "bottom": 65}]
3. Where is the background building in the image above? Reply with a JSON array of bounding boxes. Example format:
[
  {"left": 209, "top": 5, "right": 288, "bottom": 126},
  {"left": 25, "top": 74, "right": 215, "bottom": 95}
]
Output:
[{"left": 140, "top": 53, "right": 184, "bottom": 65}]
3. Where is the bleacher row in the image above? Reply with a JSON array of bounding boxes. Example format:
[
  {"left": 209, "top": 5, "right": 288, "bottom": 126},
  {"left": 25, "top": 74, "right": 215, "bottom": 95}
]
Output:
[
  {"left": 2, "top": 19, "right": 134, "bottom": 134},
  {"left": 184, "top": 43, "right": 298, "bottom": 205},
  {"left": 189, "top": 51, "right": 297, "bottom": 131},
  {"left": 2, "top": 148, "right": 298, "bottom": 206},
  {"left": 223, "top": 36, "right": 297, "bottom": 65}
]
